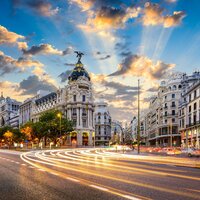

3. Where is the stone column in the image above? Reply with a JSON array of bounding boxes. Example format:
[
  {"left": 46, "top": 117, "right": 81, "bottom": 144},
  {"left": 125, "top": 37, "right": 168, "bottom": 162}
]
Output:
[
  {"left": 80, "top": 108, "right": 83, "bottom": 127},
  {"left": 197, "top": 127, "right": 200, "bottom": 148},
  {"left": 77, "top": 131, "right": 82, "bottom": 146},
  {"left": 88, "top": 108, "right": 90, "bottom": 128},
  {"left": 89, "top": 130, "right": 93, "bottom": 146},
  {"left": 76, "top": 107, "right": 79, "bottom": 128},
  {"left": 186, "top": 130, "right": 188, "bottom": 149}
]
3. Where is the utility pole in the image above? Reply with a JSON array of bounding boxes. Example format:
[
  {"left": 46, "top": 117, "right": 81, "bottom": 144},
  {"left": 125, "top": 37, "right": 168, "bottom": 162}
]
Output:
[
  {"left": 170, "top": 122, "right": 172, "bottom": 148},
  {"left": 137, "top": 79, "right": 140, "bottom": 154}
]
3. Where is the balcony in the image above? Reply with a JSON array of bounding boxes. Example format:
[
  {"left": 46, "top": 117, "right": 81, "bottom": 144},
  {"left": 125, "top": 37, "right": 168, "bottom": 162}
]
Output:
[
  {"left": 164, "top": 106, "right": 168, "bottom": 109},
  {"left": 186, "top": 121, "right": 200, "bottom": 128},
  {"left": 82, "top": 113, "right": 87, "bottom": 116},
  {"left": 171, "top": 105, "right": 176, "bottom": 108}
]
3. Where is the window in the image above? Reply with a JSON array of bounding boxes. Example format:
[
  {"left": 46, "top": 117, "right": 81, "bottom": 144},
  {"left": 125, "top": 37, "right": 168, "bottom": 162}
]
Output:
[
  {"left": 189, "top": 116, "right": 191, "bottom": 125},
  {"left": 172, "top": 94, "right": 175, "bottom": 98},
  {"left": 189, "top": 105, "right": 191, "bottom": 113},
  {"left": 83, "top": 119, "right": 87, "bottom": 127},
  {"left": 194, "top": 90, "right": 197, "bottom": 99},
  {"left": 82, "top": 95, "right": 86, "bottom": 102},
  {"left": 189, "top": 94, "right": 191, "bottom": 102},
  {"left": 165, "top": 119, "right": 167, "bottom": 124},
  {"left": 165, "top": 96, "right": 167, "bottom": 100},
  {"left": 172, "top": 102, "right": 175, "bottom": 107},
  {"left": 165, "top": 111, "right": 167, "bottom": 116},
  {"left": 172, "top": 85, "right": 176, "bottom": 90},
  {"left": 164, "top": 103, "right": 167, "bottom": 108},
  {"left": 172, "top": 118, "right": 175, "bottom": 123},
  {"left": 194, "top": 115, "right": 197, "bottom": 124},
  {"left": 72, "top": 108, "right": 76, "bottom": 115},
  {"left": 194, "top": 102, "right": 197, "bottom": 110},
  {"left": 82, "top": 108, "right": 87, "bottom": 116},
  {"left": 172, "top": 110, "right": 175, "bottom": 115},
  {"left": 182, "top": 119, "right": 184, "bottom": 128},
  {"left": 73, "top": 95, "right": 76, "bottom": 102},
  {"left": 73, "top": 119, "right": 77, "bottom": 126}
]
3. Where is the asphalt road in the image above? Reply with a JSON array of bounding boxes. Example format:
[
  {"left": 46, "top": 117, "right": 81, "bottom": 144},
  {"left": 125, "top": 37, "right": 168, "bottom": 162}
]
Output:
[{"left": 0, "top": 148, "right": 200, "bottom": 200}]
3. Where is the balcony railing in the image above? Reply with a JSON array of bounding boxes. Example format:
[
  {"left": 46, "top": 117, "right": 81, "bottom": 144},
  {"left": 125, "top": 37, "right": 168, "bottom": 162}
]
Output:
[{"left": 186, "top": 121, "right": 200, "bottom": 128}]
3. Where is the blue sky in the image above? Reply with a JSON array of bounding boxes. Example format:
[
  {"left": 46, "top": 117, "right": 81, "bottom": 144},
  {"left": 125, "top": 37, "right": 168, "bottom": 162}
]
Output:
[{"left": 0, "top": 0, "right": 200, "bottom": 122}]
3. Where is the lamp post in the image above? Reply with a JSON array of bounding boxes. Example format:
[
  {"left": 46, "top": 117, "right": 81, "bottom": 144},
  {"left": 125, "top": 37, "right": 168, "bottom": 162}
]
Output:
[
  {"left": 57, "top": 113, "right": 62, "bottom": 138},
  {"left": 137, "top": 79, "right": 140, "bottom": 154}
]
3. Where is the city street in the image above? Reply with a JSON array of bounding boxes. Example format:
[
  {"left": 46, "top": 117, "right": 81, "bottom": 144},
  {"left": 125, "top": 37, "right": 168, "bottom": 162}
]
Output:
[{"left": 0, "top": 148, "right": 200, "bottom": 200}]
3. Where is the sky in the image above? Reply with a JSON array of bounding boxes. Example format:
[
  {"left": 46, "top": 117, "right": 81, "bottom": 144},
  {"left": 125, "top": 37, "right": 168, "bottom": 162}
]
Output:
[{"left": 0, "top": 0, "right": 200, "bottom": 123}]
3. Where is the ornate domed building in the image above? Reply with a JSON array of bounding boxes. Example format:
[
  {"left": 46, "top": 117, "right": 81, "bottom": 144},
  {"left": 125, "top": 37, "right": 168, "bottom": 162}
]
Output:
[
  {"left": 22, "top": 52, "right": 95, "bottom": 146},
  {"left": 65, "top": 53, "right": 95, "bottom": 146}
]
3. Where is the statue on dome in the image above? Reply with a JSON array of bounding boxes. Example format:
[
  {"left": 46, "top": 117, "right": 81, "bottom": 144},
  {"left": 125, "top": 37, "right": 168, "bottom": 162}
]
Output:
[{"left": 74, "top": 51, "right": 84, "bottom": 63}]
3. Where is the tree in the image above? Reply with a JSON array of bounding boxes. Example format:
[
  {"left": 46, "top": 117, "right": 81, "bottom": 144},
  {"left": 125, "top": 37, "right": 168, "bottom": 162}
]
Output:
[
  {"left": 3, "top": 130, "right": 14, "bottom": 148},
  {"left": 20, "top": 122, "right": 34, "bottom": 141},
  {"left": 39, "top": 110, "right": 74, "bottom": 145}
]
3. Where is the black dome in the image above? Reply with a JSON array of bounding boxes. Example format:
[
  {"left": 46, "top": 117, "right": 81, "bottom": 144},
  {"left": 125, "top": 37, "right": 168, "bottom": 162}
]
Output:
[{"left": 68, "top": 62, "right": 90, "bottom": 81}]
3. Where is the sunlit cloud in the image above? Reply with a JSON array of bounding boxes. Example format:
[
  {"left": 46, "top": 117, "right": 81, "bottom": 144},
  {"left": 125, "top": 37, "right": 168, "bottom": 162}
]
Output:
[
  {"left": 12, "top": 0, "right": 59, "bottom": 17},
  {"left": 109, "top": 54, "right": 175, "bottom": 80},
  {"left": 0, "top": 25, "right": 28, "bottom": 49},
  {"left": 141, "top": 2, "right": 186, "bottom": 28},
  {"left": 0, "top": 50, "right": 43, "bottom": 76}
]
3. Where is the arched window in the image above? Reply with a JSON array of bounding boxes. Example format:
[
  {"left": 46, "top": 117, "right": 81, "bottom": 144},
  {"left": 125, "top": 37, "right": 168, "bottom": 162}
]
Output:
[{"left": 172, "top": 85, "right": 176, "bottom": 90}]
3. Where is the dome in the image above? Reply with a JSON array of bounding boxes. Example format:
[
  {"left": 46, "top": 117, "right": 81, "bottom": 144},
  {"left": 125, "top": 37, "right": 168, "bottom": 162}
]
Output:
[{"left": 68, "top": 62, "right": 90, "bottom": 81}]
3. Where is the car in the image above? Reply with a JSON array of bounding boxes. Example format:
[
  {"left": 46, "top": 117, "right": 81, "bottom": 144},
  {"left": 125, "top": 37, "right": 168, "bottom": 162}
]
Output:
[{"left": 187, "top": 148, "right": 200, "bottom": 157}]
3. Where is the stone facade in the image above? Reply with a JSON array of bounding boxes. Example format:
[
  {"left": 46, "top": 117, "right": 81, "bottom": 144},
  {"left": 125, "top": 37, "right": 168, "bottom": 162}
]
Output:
[
  {"left": 20, "top": 59, "right": 95, "bottom": 146},
  {"left": 95, "top": 101, "right": 111, "bottom": 146},
  {"left": 0, "top": 93, "right": 21, "bottom": 128},
  {"left": 179, "top": 72, "right": 200, "bottom": 148}
]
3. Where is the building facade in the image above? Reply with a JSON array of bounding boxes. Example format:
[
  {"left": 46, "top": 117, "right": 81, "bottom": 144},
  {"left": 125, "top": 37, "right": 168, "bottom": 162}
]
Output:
[
  {"left": 0, "top": 93, "right": 21, "bottom": 128},
  {"left": 111, "top": 120, "right": 123, "bottom": 144},
  {"left": 146, "top": 73, "right": 183, "bottom": 147},
  {"left": 94, "top": 101, "right": 111, "bottom": 146},
  {"left": 179, "top": 72, "right": 200, "bottom": 148},
  {"left": 20, "top": 56, "right": 95, "bottom": 146}
]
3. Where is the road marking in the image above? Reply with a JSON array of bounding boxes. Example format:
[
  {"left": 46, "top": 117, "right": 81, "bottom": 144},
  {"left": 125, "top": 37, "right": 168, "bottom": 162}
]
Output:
[
  {"left": 15, "top": 162, "right": 19, "bottom": 164},
  {"left": 28, "top": 166, "right": 35, "bottom": 168},
  {"left": 66, "top": 177, "right": 80, "bottom": 182},
  {"left": 89, "top": 185, "right": 109, "bottom": 191},
  {"left": 21, "top": 163, "right": 26, "bottom": 166},
  {"left": 122, "top": 195, "right": 141, "bottom": 200}
]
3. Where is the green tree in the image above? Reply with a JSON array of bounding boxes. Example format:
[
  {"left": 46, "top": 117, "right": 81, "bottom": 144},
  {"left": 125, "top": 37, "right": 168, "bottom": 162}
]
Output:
[{"left": 39, "top": 110, "right": 73, "bottom": 145}]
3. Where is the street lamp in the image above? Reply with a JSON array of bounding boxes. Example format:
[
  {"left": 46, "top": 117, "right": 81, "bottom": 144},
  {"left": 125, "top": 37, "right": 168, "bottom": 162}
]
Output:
[{"left": 57, "top": 113, "right": 62, "bottom": 138}]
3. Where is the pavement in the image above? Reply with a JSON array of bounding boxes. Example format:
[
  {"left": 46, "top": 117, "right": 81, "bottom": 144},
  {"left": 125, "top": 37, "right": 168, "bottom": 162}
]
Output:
[{"left": 0, "top": 148, "right": 200, "bottom": 200}]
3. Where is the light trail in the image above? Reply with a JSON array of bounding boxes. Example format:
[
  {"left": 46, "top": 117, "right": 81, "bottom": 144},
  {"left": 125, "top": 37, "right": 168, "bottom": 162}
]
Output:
[
  {"left": 20, "top": 152, "right": 150, "bottom": 200},
  {"left": 20, "top": 150, "right": 200, "bottom": 200}
]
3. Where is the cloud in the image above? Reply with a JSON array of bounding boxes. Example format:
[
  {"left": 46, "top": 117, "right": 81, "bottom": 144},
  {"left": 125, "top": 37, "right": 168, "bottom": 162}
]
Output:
[
  {"left": 166, "top": 0, "right": 177, "bottom": 3},
  {"left": 12, "top": 0, "right": 59, "bottom": 17},
  {"left": 99, "top": 55, "right": 111, "bottom": 60},
  {"left": 109, "top": 54, "right": 175, "bottom": 80},
  {"left": 58, "top": 70, "right": 72, "bottom": 82},
  {"left": 0, "top": 50, "right": 43, "bottom": 76},
  {"left": 18, "top": 75, "right": 57, "bottom": 95},
  {"left": 23, "top": 44, "right": 74, "bottom": 56},
  {"left": 69, "top": 0, "right": 122, "bottom": 11},
  {"left": 62, "top": 46, "right": 74, "bottom": 55},
  {"left": 80, "top": 6, "right": 140, "bottom": 31},
  {"left": 141, "top": 2, "right": 186, "bottom": 28},
  {"left": 0, "top": 25, "right": 28, "bottom": 49},
  {"left": 23, "top": 43, "right": 62, "bottom": 56},
  {"left": 64, "top": 63, "right": 76, "bottom": 67}
]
